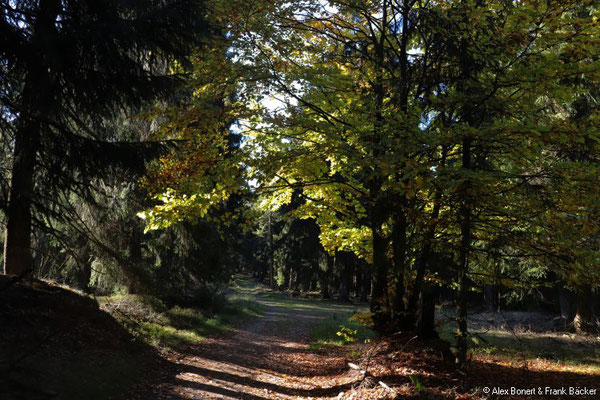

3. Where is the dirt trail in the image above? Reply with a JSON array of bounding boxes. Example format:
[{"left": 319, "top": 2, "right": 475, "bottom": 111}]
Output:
[{"left": 146, "top": 291, "right": 365, "bottom": 399}]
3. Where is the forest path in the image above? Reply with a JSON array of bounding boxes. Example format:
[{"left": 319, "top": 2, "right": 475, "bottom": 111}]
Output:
[{"left": 147, "top": 281, "right": 367, "bottom": 399}]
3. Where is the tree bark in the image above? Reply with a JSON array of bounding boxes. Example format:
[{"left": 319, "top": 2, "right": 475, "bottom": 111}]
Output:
[
  {"left": 3, "top": 0, "right": 61, "bottom": 276},
  {"left": 3, "top": 118, "right": 39, "bottom": 275},
  {"left": 369, "top": 0, "right": 391, "bottom": 332},
  {"left": 391, "top": 209, "right": 408, "bottom": 327},
  {"left": 574, "top": 285, "right": 596, "bottom": 334},
  {"left": 320, "top": 252, "right": 331, "bottom": 299},
  {"left": 338, "top": 252, "right": 352, "bottom": 302},
  {"left": 456, "top": 129, "right": 473, "bottom": 367},
  {"left": 268, "top": 211, "right": 274, "bottom": 288},
  {"left": 483, "top": 285, "right": 499, "bottom": 313},
  {"left": 417, "top": 283, "right": 438, "bottom": 339},
  {"left": 370, "top": 203, "right": 391, "bottom": 331},
  {"left": 360, "top": 259, "right": 370, "bottom": 302}
]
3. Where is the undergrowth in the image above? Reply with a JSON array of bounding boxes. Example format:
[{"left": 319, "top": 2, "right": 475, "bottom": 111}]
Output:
[
  {"left": 99, "top": 290, "right": 264, "bottom": 349},
  {"left": 309, "top": 311, "right": 375, "bottom": 351}
]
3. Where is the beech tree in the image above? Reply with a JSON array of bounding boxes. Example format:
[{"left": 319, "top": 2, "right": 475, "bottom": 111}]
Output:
[{"left": 136, "top": 0, "right": 599, "bottom": 365}]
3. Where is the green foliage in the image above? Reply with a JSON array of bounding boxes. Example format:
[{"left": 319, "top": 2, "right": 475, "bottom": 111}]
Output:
[
  {"left": 309, "top": 313, "right": 375, "bottom": 350},
  {"left": 336, "top": 325, "right": 358, "bottom": 344},
  {"left": 126, "top": 0, "right": 600, "bottom": 341}
]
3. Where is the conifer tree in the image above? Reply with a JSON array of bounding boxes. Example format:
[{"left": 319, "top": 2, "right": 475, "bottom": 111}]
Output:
[{"left": 0, "top": 0, "right": 206, "bottom": 275}]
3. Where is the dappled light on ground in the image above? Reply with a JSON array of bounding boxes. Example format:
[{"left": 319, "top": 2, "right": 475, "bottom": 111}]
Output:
[
  {"left": 141, "top": 290, "right": 361, "bottom": 399},
  {"left": 135, "top": 283, "right": 599, "bottom": 400}
]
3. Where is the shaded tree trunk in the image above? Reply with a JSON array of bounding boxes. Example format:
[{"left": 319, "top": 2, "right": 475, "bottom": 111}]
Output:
[
  {"left": 369, "top": 0, "right": 391, "bottom": 333},
  {"left": 3, "top": 0, "right": 61, "bottom": 276},
  {"left": 370, "top": 203, "right": 390, "bottom": 331},
  {"left": 574, "top": 285, "right": 596, "bottom": 334},
  {"left": 483, "top": 286, "right": 499, "bottom": 313},
  {"left": 268, "top": 211, "right": 274, "bottom": 288},
  {"left": 417, "top": 284, "right": 438, "bottom": 339},
  {"left": 360, "top": 259, "right": 370, "bottom": 302},
  {"left": 4, "top": 122, "right": 38, "bottom": 275},
  {"left": 320, "top": 253, "right": 332, "bottom": 299},
  {"left": 558, "top": 286, "right": 573, "bottom": 321},
  {"left": 391, "top": 209, "right": 408, "bottom": 327},
  {"left": 355, "top": 260, "right": 363, "bottom": 299},
  {"left": 407, "top": 147, "right": 448, "bottom": 338},
  {"left": 456, "top": 135, "right": 472, "bottom": 368},
  {"left": 338, "top": 252, "right": 353, "bottom": 302}
]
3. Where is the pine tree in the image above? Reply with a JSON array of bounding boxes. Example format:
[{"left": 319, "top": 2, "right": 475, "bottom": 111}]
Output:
[{"left": 0, "top": 0, "right": 206, "bottom": 275}]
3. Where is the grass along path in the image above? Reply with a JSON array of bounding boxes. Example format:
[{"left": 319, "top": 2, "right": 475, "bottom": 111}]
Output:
[{"left": 138, "top": 279, "right": 374, "bottom": 399}]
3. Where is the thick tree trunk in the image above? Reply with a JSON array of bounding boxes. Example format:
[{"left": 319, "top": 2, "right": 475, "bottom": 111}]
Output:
[
  {"left": 455, "top": 11, "right": 477, "bottom": 365},
  {"left": 301, "top": 271, "right": 310, "bottom": 292},
  {"left": 417, "top": 284, "right": 438, "bottom": 339},
  {"left": 407, "top": 195, "right": 442, "bottom": 327},
  {"left": 370, "top": 203, "right": 391, "bottom": 331},
  {"left": 3, "top": 121, "right": 39, "bottom": 275},
  {"left": 553, "top": 286, "right": 573, "bottom": 331},
  {"left": 368, "top": 0, "right": 391, "bottom": 332},
  {"left": 3, "top": 0, "right": 60, "bottom": 276}
]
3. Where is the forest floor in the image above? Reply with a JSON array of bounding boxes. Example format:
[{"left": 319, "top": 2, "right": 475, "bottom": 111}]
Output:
[
  {"left": 134, "top": 279, "right": 374, "bottom": 399},
  {"left": 134, "top": 279, "right": 600, "bottom": 400},
  {"left": 2, "top": 276, "right": 598, "bottom": 400},
  {"left": 0, "top": 275, "right": 158, "bottom": 400}
]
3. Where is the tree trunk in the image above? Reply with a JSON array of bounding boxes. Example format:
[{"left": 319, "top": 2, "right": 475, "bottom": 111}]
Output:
[
  {"left": 407, "top": 148, "right": 446, "bottom": 321},
  {"left": 4, "top": 0, "right": 61, "bottom": 276},
  {"left": 558, "top": 286, "right": 572, "bottom": 321},
  {"left": 268, "top": 211, "right": 274, "bottom": 288},
  {"left": 320, "top": 253, "right": 331, "bottom": 299},
  {"left": 355, "top": 260, "right": 363, "bottom": 299},
  {"left": 456, "top": 135, "right": 472, "bottom": 368},
  {"left": 338, "top": 252, "right": 352, "bottom": 302},
  {"left": 574, "top": 285, "right": 596, "bottom": 334},
  {"left": 288, "top": 264, "right": 294, "bottom": 291},
  {"left": 483, "top": 285, "right": 499, "bottom": 313},
  {"left": 391, "top": 210, "right": 408, "bottom": 328},
  {"left": 417, "top": 283, "right": 438, "bottom": 339},
  {"left": 370, "top": 202, "right": 390, "bottom": 331},
  {"left": 3, "top": 122, "right": 38, "bottom": 275},
  {"left": 360, "top": 259, "right": 370, "bottom": 302}
]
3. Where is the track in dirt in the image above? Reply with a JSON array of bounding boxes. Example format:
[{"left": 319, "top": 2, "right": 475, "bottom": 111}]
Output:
[{"left": 144, "top": 285, "right": 367, "bottom": 399}]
